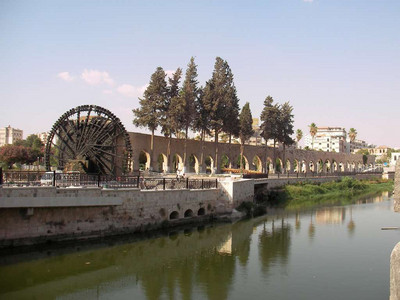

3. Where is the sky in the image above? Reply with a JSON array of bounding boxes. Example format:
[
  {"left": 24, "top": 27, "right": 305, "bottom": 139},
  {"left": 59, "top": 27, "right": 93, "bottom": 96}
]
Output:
[{"left": 0, "top": 0, "right": 399, "bottom": 147}]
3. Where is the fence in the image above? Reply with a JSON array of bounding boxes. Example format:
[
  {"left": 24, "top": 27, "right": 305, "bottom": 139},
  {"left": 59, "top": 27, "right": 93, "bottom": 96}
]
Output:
[{"left": 0, "top": 170, "right": 218, "bottom": 190}]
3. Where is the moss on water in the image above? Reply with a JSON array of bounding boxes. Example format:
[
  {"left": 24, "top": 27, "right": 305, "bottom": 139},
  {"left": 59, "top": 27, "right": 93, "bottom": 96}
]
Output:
[{"left": 266, "top": 177, "right": 393, "bottom": 210}]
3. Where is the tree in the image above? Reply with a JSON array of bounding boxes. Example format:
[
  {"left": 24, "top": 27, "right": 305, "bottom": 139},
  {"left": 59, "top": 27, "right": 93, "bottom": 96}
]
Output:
[
  {"left": 0, "top": 145, "right": 34, "bottom": 169},
  {"left": 193, "top": 87, "right": 211, "bottom": 172},
  {"left": 309, "top": 123, "right": 318, "bottom": 150},
  {"left": 161, "top": 67, "right": 183, "bottom": 172},
  {"left": 260, "top": 96, "right": 281, "bottom": 172},
  {"left": 181, "top": 57, "right": 199, "bottom": 170},
  {"left": 278, "top": 102, "right": 295, "bottom": 172},
  {"left": 348, "top": 128, "right": 357, "bottom": 142},
  {"left": 202, "top": 57, "right": 230, "bottom": 173},
  {"left": 239, "top": 102, "right": 254, "bottom": 171},
  {"left": 133, "top": 67, "right": 168, "bottom": 170},
  {"left": 296, "top": 129, "right": 303, "bottom": 148},
  {"left": 221, "top": 61, "right": 240, "bottom": 144},
  {"left": 14, "top": 134, "right": 45, "bottom": 162}
]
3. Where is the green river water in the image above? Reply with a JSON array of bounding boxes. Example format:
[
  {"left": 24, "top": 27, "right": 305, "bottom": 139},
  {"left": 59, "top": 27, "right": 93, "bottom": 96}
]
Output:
[{"left": 0, "top": 191, "right": 399, "bottom": 300}]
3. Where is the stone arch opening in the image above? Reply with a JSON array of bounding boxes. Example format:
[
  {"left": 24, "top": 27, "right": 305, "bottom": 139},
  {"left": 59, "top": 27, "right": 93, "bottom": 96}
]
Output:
[
  {"left": 293, "top": 159, "right": 299, "bottom": 172},
  {"left": 325, "top": 159, "right": 331, "bottom": 172},
  {"left": 157, "top": 153, "right": 168, "bottom": 173},
  {"left": 236, "top": 154, "right": 249, "bottom": 170},
  {"left": 300, "top": 160, "right": 307, "bottom": 173},
  {"left": 220, "top": 154, "right": 230, "bottom": 170},
  {"left": 253, "top": 155, "right": 262, "bottom": 172},
  {"left": 339, "top": 162, "right": 344, "bottom": 172},
  {"left": 139, "top": 150, "right": 151, "bottom": 171},
  {"left": 266, "top": 157, "right": 274, "bottom": 173},
  {"left": 285, "top": 159, "right": 291, "bottom": 173},
  {"left": 184, "top": 209, "right": 194, "bottom": 218},
  {"left": 275, "top": 158, "right": 283, "bottom": 173},
  {"left": 332, "top": 160, "right": 338, "bottom": 172},
  {"left": 169, "top": 211, "right": 179, "bottom": 220},
  {"left": 189, "top": 154, "right": 199, "bottom": 174},
  {"left": 172, "top": 154, "right": 183, "bottom": 173},
  {"left": 309, "top": 161, "right": 315, "bottom": 172},
  {"left": 205, "top": 156, "right": 214, "bottom": 174},
  {"left": 318, "top": 159, "right": 324, "bottom": 173},
  {"left": 198, "top": 207, "right": 206, "bottom": 216}
]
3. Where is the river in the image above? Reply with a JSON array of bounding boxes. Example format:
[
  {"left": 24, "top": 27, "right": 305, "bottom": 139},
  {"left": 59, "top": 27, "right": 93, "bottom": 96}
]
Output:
[{"left": 0, "top": 191, "right": 399, "bottom": 300}]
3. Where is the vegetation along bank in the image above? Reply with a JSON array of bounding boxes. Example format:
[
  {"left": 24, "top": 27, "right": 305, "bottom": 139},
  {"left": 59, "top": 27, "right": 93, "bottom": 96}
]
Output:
[{"left": 239, "top": 177, "right": 394, "bottom": 216}]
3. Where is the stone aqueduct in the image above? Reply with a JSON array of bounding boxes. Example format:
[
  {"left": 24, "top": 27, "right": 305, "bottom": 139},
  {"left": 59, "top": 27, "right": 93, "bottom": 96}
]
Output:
[{"left": 128, "top": 132, "right": 375, "bottom": 174}]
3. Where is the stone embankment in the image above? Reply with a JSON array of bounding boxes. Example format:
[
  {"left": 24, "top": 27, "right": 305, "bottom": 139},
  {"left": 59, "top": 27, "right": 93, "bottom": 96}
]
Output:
[
  {"left": 0, "top": 186, "right": 228, "bottom": 247},
  {"left": 0, "top": 172, "right": 384, "bottom": 248}
]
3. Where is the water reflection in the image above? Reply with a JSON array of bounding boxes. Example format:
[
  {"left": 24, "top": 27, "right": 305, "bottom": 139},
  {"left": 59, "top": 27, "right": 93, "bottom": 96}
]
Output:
[
  {"left": 0, "top": 192, "right": 393, "bottom": 300},
  {"left": 258, "top": 219, "right": 291, "bottom": 275},
  {"left": 308, "top": 212, "right": 316, "bottom": 240},
  {"left": 347, "top": 207, "right": 355, "bottom": 236}
]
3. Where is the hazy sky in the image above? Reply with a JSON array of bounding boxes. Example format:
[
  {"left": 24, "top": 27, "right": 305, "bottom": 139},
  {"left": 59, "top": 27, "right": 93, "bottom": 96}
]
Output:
[{"left": 1, "top": 0, "right": 399, "bottom": 147}]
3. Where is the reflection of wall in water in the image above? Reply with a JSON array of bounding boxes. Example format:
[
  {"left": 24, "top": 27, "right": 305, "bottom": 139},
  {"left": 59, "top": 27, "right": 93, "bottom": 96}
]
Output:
[{"left": 315, "top": 208, "right": 345, "bottom": 224}]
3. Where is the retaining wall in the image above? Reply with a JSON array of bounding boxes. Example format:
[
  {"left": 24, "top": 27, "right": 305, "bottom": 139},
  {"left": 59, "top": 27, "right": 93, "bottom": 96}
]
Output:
[{"left": 0, "top": 186, "right": 224, "bottom": 247}]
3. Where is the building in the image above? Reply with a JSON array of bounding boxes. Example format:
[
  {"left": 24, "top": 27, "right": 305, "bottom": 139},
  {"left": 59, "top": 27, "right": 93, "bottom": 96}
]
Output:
[
  {"left": 369, "top": 146, "right": 389, "bottom": 161},
  {"left": 249, "top": 118, "right": 263, "bottom": 145},
  {"left": 36, "top": 132, "right": 49, "bottom": 144},
  {"left": 0, "top": 125, "right": 23, "bottom": 147},
  {"left": 390, "top": 152, "right": 400, "bottom": 167},
  {"left": 304, "top": 127, "right": 347, "bottom": 153},
  {"left": 348, "top": 139, "right": 374, "bottom": 154}
]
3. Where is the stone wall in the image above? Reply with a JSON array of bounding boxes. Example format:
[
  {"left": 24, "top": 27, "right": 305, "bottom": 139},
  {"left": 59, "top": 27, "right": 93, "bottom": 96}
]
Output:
[
  {"left": 0, "top": 186, "right": 223, "bottom": 247},
  {"left": 129, "top": 132, "right": 375, "bottom": 173},
  {"left": 219, "top": 178, "right": 255, "bottom": 209}
]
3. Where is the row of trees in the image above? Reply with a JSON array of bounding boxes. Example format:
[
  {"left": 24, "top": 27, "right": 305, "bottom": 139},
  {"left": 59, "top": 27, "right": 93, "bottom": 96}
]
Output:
[
  {"left": 0, "top": 135, "right": 44, "bottom": 169},
  {"left": 133, "top": 57, "right": 295, "bottom": 172}
]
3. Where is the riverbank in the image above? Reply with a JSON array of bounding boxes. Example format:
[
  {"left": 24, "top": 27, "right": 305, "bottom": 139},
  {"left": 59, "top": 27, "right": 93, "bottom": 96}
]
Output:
[{"left": 265, "top": 177, "right": 393, "bottom": 210}]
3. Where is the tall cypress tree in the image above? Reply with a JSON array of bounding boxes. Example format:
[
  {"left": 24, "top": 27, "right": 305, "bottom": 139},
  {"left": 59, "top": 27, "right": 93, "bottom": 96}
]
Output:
[
  {"left": 161, "top": 68, "right": 183, "bottom": 172},
  {"left": 133, "top": 67, "right": 167, "bottom": 170},
  {"left": 203, "top": 57, "right": 227, "bottom": 173},
  {"left": 239, "top": 102, "right": 254, "bottom": 171},
  {"left": 260, "top": 96, "right": 280, "bottom": 173},
  {"left": 222, "top": 61, "right": 240, "bottom": 144},
  {"left": 278, "top": 102, "right": 295, "bottom": 172},
  {"left": 181, "top": 57, "right": 199, "bottom": 171},
  {"left": 193, "top": 87, "right": 210, "bottom": 173}
]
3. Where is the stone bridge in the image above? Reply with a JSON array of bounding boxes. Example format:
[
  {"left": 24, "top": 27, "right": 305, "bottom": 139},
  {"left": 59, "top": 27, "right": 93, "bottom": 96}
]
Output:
[{"left": 128, "top": 132, "right": 375, "bottom": 174}]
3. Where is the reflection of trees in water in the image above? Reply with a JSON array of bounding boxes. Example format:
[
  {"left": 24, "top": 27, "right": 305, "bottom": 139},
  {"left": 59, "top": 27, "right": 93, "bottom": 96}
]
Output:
[
  {"left": 232, "top": 220, "right": 254, "bottom": 267},
  {"left": 258, "top": 219, "right": 291, "bottom": 274},
  {"left": 295, "top": 212, "right": 301, "bottom": 232},
  {"left": 140, "top": 255, "right": 196, "bottom": 300},
  {"left": 308, "top": 212, "right": 315, "bottom": 240},
  {"left": 196, "top": 251, "right": 236, "bottom": 300},
  {"left": 347, "top": 207, "right": 355, "bottom": 236}
]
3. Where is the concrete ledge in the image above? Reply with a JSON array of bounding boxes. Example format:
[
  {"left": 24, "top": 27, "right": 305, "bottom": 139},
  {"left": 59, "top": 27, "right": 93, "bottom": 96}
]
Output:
[{"left": 0, "top": 196, "right": 123, "bottom": 208}]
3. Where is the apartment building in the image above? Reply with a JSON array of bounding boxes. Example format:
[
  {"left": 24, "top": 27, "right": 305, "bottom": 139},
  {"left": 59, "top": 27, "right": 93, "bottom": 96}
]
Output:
[{"left": 0, "top": 125, "right": 23, "bottom": 146}]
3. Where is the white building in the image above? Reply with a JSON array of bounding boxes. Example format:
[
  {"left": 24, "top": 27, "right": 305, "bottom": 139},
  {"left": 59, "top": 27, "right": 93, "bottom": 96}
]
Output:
[
  {"left": 390, "top": 152, "right": 400, "bottom": 167},
  {"left": 36, "top": 132, "right": 49, "bottom": 144},
  {"left": 304, "top": 127, "right": 347, "bottom": 153},
  {"left": 0, "top": 125, "right": 23, "bottom": 146},
  {"left": 348, "top": 139, "right": 374, "bottom": 154}
]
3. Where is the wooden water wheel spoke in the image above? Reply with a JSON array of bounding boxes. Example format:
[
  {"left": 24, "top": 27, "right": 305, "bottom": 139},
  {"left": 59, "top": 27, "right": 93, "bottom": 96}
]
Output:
[{"left": 44, "top": 105, "right": 132, "bottom": 176}]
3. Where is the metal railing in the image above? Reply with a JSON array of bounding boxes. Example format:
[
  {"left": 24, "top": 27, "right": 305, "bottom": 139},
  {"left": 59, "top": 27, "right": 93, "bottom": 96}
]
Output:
[{"left": 0, "top": 170, "right": 218, "bottom": 190}]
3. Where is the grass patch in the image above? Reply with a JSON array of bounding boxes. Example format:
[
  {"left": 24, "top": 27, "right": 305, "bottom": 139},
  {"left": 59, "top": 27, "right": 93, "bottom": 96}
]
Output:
[{"left": 266, "top": 177, "right": 393, "bottom": 210}]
